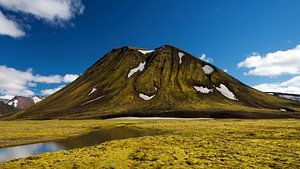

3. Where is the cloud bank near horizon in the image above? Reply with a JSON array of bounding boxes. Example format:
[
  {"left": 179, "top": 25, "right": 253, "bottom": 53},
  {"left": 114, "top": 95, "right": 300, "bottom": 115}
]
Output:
[
  {"left": 239, "top": 44, "right": 300, "bottom": 94},
  {"left": 0, "top": 65, "right": 79, "bottom": 99}
]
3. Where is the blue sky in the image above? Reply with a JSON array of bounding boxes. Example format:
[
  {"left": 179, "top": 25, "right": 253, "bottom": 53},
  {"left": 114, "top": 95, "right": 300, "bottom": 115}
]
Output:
[{"left": 1, "top": 0, "right": 300, "bottom": 99}]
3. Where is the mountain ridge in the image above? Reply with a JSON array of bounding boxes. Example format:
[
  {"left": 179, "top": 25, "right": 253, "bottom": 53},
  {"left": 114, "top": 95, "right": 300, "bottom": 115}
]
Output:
[
  {"left": 6, "top": 96, "right": 44, "bottom": 109},
  {"left": 0, "top": 96, "right": 44, "bottom": 115},
  {"left": 267, "top": 92, "right": 300, "bottom": 101},
  {"left": 4, "top": 45, "right": 300, "bottom": 120}
]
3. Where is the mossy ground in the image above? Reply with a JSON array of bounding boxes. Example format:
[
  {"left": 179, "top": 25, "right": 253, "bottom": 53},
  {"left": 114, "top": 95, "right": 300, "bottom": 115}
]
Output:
[{"left": 0, "top": 119, "right": 299, "bottom": 168}]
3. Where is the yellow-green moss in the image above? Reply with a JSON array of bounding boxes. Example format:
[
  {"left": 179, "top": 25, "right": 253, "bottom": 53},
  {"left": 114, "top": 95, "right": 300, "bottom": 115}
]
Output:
[{"left": 0, "top": 119, "right": 299, "bottom": 168}]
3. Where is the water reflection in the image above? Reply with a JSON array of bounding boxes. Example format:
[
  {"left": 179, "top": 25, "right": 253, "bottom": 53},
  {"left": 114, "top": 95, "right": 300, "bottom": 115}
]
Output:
[
  {"left": 0, "top": 127, "right": 154, "bottom": 162},
  {"left": 0, "top": 143, "right": 63, "bottom": 162}
]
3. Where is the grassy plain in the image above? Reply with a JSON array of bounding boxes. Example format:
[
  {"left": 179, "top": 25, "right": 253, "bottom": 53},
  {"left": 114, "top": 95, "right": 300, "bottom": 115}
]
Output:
[{"left": 0, "top": 119, "right": 299, "bottom": 168}]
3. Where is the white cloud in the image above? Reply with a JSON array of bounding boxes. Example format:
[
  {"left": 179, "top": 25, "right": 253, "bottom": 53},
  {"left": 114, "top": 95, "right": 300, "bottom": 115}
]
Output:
[
  {"left": 0, "top": 65, "right": 79, "bottom": 97},
  {"left": 63, "top": 74, "right": 79, "bottom": 83},
  {"left": 238, "top": 45, "right": 300, "bottom": 76},
  {"left": 199, "top": 54, "right": 213, "bottom": 63},
  {"left": 0, "top": 94, "right": 14, "bottom": 100},
  {"left": 0, "top": 0, "right": 84, "bottom": 38},
  {"left": 253, "top": 76, "right": 300, "bottom": 94},
  {"left": 41, "top": 85, "right": 65, "bottom": 95},
  {"left": 0, "top": 11, "right": 24, "bottom": 38},
  {"left": 0, "top": 0, "right": 84, "bottom": 23},
  {"left": 33, "top": 75, "right": 62, "bottom": 83}
]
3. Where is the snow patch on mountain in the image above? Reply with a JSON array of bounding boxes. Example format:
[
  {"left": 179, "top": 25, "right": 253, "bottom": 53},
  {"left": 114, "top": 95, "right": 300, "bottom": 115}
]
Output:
[
  {"left": 88, "top": 87, "right": 97, "bottom": 96},
  {"left": 32, "top": 96, "right": 42, "bottom": 104},
  {"left": 138, "top": 49, "right": 154, "bottom": 55},
  {"left": 202, "top": 65, "right": 214, "bottom": 74},
  {"left": 216, "top": 84, "right": 238, "bottom": 101},
  {"left": 7, "top": 99, "right": 18, "bottom": 108},
  {"left": 280, "top": 108, "right": 287, "bottom": 112},
  {"left": 194, "top": 86, "right": 213, "bottom": 94},
  {"left": 128, "top": 62, "right": 146, "bottom": 78},
  {"left": 159, "top": 46, "right": 165, "bottom": 51},
  {"left": 178, "top": 52, "right": 185, "bottom": 64},
  {"left": 139, "top": 93, "right": 155, "bottom": 100},
  {"left": 82, "top": 95, "right": 105, "bottom": 106}
]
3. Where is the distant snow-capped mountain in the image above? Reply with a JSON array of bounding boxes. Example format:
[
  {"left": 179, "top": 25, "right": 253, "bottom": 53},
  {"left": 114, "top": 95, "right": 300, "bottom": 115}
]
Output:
[
  {"left": 1, "top": 96, "right": 45, "bottom": 114},
  {"left": 6, "top": 96, "right": 45, "bottom": 109},
  {"left": 267, "top": 92, "right": 300, "bottom": 101}
]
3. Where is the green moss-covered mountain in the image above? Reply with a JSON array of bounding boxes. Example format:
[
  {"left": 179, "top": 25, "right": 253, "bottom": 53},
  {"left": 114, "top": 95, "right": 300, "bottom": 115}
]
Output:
[{"left": 5, "top": 45, "right": 300, "bottom": 119}]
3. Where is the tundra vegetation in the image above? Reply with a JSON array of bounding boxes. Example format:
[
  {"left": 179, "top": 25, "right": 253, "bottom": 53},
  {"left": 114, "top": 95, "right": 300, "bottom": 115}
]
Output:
[{"left": 0, "top": 119, "right": 299, "bottom": 168}]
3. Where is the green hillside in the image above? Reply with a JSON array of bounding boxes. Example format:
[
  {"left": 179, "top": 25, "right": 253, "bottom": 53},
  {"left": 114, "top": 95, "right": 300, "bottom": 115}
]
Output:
[{"left": 4, "top": 45, "right": 300, "bottom": 119}]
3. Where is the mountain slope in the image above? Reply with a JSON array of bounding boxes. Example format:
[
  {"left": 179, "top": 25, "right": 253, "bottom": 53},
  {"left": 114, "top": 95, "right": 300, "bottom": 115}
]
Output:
[
  {"left": 5, "top": 45, "right": 300, "bottom": 119},
  {"left": 0, "top": 102, "right": 17, "bottom": 114},
  {"left": 0, "top": 99, "right": 9, "bottom": 103}
]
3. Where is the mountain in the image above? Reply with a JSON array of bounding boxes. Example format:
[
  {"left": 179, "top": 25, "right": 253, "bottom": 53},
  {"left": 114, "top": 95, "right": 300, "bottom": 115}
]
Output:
[
  {"left": 0, "top": 96, "right": 44, "bottom": 115},
  {"left": 267, "top": 92, "right": 300, "bottom": 101},
  {"left": 4, "top": 45, "right": 300, "bottom": 120},
  {"left": 6, "top": 96, "right": 44, "bottom": 110},
  {"left": 0, "top": 99, "right": 9, "bottom": 103},
  {"left": 0, "top": 102, "right": 17, "bottom": 114}
]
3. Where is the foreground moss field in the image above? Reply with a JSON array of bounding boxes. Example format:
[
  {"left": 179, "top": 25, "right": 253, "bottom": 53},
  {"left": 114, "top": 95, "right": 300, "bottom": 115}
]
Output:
[{"left": 0, "top": 119, "right": 299, "bottom": 168}]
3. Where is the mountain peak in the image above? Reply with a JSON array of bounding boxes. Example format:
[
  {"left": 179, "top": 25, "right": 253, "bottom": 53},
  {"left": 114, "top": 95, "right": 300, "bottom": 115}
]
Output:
[{"left": 114, "top": 45, "right": 182, "bottom": 54}]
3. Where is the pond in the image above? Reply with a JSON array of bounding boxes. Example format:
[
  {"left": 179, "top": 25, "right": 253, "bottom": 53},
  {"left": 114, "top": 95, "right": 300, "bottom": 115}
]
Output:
[{"left": 0, "top": 127, "right": 155, "bottom": 162}]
